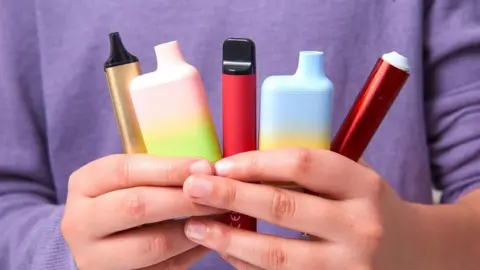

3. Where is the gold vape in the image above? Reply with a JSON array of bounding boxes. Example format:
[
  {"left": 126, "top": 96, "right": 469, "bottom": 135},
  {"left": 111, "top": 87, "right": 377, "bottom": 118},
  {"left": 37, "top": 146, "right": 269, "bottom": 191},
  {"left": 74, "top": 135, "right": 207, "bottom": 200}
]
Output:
[{"left": 104, "top": 32, "right": 146, "bottom": 154}]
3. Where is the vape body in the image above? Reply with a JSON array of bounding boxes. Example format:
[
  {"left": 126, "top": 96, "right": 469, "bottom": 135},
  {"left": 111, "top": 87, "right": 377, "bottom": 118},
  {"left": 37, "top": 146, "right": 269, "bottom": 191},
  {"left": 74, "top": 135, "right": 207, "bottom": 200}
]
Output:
[
  {"left": 130, "top": 41, "right": 221, "bottom": 162},
  {"left": 331, "top": 51, "right": 409, "bottom": 161},
  {"left": 259, "top": 51, "right": 334, "bottom": 189},
  {"left": 222, "top": 74, "right": 257, "bottom": 156},
  {"left": 221, "top": 38, "right": 257, "bottom": 231},
  {"left": 104, "top": 32, "right": 146, "bottom": 154}
]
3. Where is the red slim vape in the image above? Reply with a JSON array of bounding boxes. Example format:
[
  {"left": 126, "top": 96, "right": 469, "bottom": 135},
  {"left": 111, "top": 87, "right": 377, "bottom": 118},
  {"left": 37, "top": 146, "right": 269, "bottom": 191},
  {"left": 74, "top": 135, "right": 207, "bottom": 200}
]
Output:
[
  {"left": 331, "top": 52, "right": 410, "bottom": 161},
  {"left": 220, "top": 38, "right": 257, "bottom": 231}
]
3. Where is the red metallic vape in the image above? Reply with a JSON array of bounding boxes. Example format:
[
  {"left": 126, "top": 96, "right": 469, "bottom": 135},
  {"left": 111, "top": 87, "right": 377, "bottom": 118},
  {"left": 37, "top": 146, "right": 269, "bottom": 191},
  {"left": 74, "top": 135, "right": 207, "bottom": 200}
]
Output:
[
  {"left": 220, "top": 38, "right": 257, "bottom": 231},
  {"left": 331, "top": 51, "right": 410, "bottom": 161}
]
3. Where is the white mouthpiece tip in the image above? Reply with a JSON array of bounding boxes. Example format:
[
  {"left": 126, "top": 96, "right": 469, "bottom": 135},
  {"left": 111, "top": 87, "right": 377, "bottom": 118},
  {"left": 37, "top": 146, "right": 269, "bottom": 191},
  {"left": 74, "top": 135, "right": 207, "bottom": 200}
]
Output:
[
  {"left": 153, "top": 40, "right": 185, "bottom": 71},
  {"left": 154, "top": 41, "right": 179, "bottom": 56},
  {"left": 381, "top": 51, "right": 409, "bottom": 72}
]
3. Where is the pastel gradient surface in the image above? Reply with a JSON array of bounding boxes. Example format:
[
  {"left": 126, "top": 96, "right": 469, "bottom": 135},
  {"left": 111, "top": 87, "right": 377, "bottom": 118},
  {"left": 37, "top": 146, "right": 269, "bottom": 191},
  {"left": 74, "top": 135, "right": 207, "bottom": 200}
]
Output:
[
  {"left": 132, "top": 80, "right": 221, "bottom": 162},
  {"left": 130, "top": 43, "right": 222, "bottom": 163},
  {"left": 259, "top": 52, "right": 334, "bottom": 152},
  {"left": 259, "top": 93, "right": 332, "bottom": 150}
]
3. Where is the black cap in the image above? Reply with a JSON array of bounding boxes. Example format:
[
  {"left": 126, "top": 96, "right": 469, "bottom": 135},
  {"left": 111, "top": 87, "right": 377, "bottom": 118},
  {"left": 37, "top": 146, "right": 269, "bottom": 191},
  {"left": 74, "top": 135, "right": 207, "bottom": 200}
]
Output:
[
  {"left": 104, "top": 32, "right": 139, "bottom": 70},
  {"left": 222, "top": 38, "right": 256, "bottom": 75}
]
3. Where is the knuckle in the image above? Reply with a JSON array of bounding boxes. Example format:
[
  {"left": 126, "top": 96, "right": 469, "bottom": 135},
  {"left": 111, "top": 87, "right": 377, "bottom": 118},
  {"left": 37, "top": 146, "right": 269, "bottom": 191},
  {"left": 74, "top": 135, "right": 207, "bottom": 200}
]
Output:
[
  {"left": 62, "top": 200, "right": 93, "bottom": 238},
  {"left": 345, "top": 202, "right": 383, "bottom": 254},
  {"left": 121, "top": 190, "right": 147, "bottom": 221},
  {"left": 261, "top": 245, "right": 288, "bottom": 269},
  {"left": 365, "top": 224, "right": 384, "bottom": 248},
  {"left": 68, "top": 155, "right": 122, "bottom": 195},
  {"left": 364, "top": 172, "right": 384, "bottom": 200},
  {"left": 161, "top": 160, "right": 176, "bottom": 183},
  {"left": 140, "top": 233, "right": 170, "bottom": 259},
  {"left": 115, "top": 155, "right": 133, "bottom": 189},
  {"left": 219, "top": 182, "right": 238, "bottom": 208},
  {"left": 61, "top": 204, "right": 83, "bottom": 238},
  {"left": 245, "top": 154, "right": 262, "bottom": 179},
  {"left": 290, "top": 147, "right": 313, "bottom": 176},
  {"left": 67, "top": 169, "right": 83, "bottom": 193},
  {"left": 270, "top": 188, "right": 297, "bottom": 222},
  {"left": 60, "top": 217, "right": 73, "bottom": 238},
  {"left": 354, "top": 222, "right": 384, "bottom": 253}
]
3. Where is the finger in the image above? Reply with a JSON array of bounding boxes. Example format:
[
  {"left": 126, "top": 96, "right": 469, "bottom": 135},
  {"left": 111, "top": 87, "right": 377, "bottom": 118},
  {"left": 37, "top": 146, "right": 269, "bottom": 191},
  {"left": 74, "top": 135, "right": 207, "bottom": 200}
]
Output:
[
  {"left": 184, "top": 175, "right": 348, "bottom": 239},
  {"left": 87, "top": 186, "right": 225, "bottom": 237},
  {"left": 221, "top": 255, "right": 263, "bottom": 270},
  {"left": 93, "top": 220, "right": 199, "bottom": 270},
  {"left": 69, "top": 154, "right": 213, "bottom": 197},
  {"left": 185, "top": 218, "right": 330, "bottom": 270},
  {"left": 140, "top": 246, "right": 211, "bottom": 270},
  {"left": 214, "top": 148, "right": 379, "bottom": 199}
]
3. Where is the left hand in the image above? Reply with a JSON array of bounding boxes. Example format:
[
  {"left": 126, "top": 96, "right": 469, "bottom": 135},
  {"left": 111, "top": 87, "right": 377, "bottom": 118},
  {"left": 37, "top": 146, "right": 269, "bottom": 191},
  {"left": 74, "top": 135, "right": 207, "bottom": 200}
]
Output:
[{"left": 182, "top": 148, "right": 420, "bottom": 270}]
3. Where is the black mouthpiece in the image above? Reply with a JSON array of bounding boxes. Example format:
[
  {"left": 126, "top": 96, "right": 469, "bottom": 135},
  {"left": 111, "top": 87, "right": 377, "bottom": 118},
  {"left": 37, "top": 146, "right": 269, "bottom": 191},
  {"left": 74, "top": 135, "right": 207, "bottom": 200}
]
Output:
[
  {"left": 222, "top": 38, "right": 256, "bottom": 75},
  {"left": 104, "top": 32, "right": 139, "bottom": 70}
]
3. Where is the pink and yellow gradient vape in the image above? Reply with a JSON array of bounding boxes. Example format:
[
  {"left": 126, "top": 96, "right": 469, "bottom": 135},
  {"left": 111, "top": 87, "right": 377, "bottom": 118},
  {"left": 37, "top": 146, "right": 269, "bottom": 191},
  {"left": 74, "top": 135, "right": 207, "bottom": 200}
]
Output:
[
  {"left": 129, "top": 41, "right": 222, "bottom": 162},
  {"left": 259, "top": 51, "right": 334, "bottom": 189}
]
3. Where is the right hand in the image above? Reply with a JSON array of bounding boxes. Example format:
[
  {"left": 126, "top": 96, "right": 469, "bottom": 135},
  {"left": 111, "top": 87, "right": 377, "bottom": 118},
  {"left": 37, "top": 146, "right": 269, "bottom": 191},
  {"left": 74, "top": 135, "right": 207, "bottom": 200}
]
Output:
[{"left": 61, "top": 154, "right": 222, "bottom": 270}]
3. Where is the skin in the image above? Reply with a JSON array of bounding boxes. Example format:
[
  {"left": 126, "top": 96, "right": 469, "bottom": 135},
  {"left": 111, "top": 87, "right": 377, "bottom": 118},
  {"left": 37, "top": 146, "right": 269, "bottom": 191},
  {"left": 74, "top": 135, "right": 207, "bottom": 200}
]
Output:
[
  {"left": 182, "top": 148, "right": 480, "bottom": 270},
  {"left": 61, "top": 154, "right": 224, "bottom": 270}
]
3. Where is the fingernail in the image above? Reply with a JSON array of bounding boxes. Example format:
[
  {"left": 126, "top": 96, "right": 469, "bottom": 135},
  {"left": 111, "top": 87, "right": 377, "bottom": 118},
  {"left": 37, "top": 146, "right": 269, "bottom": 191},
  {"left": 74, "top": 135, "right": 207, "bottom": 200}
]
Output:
[
  {"left": 214, "top": 161, "right": 232, "bottom": 176},
  {"left": 190, "top": 160, "right": 212, "bottom": 175},
  {"left": 186, "top": 220, "right": 207, "bottom": 240},
  {"left": 185, "top": 176, "right": 212, "bottom": 197}
]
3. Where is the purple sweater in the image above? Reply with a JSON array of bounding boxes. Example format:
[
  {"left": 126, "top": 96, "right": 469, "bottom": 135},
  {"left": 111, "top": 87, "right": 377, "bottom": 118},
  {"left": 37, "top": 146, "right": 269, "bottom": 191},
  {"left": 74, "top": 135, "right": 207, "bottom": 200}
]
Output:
[{"left": 1, "top": 1, "right": 480, "bottom": 269}]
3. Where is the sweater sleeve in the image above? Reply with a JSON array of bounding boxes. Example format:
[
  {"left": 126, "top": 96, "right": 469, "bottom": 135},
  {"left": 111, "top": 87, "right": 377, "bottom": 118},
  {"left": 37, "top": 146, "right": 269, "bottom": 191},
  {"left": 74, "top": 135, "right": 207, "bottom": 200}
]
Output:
[
  {"left": 0, "top": 1, "right": 76, "bottom": 269},
  {"left": 424, "top": 0, "right": 480, "bottom": 203}
]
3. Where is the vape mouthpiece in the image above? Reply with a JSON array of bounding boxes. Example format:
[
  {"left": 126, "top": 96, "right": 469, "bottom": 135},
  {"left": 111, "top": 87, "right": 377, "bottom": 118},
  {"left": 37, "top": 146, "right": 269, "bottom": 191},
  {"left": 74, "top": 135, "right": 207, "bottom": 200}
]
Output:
[
  {"left": 154, "top": 41, "right": 185, "bottom": 71},
  {"left": 222, "top": 38, "right": 256, "bottom": 75},
  {"left": 295, "top": 51, "right": 325, "bottom": 78},
  {"left": 104, "top": 32, "right": 139, "bottom": 70},
  {"left": 381, "top": 51, "right": 410, "bottom": 72}
]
